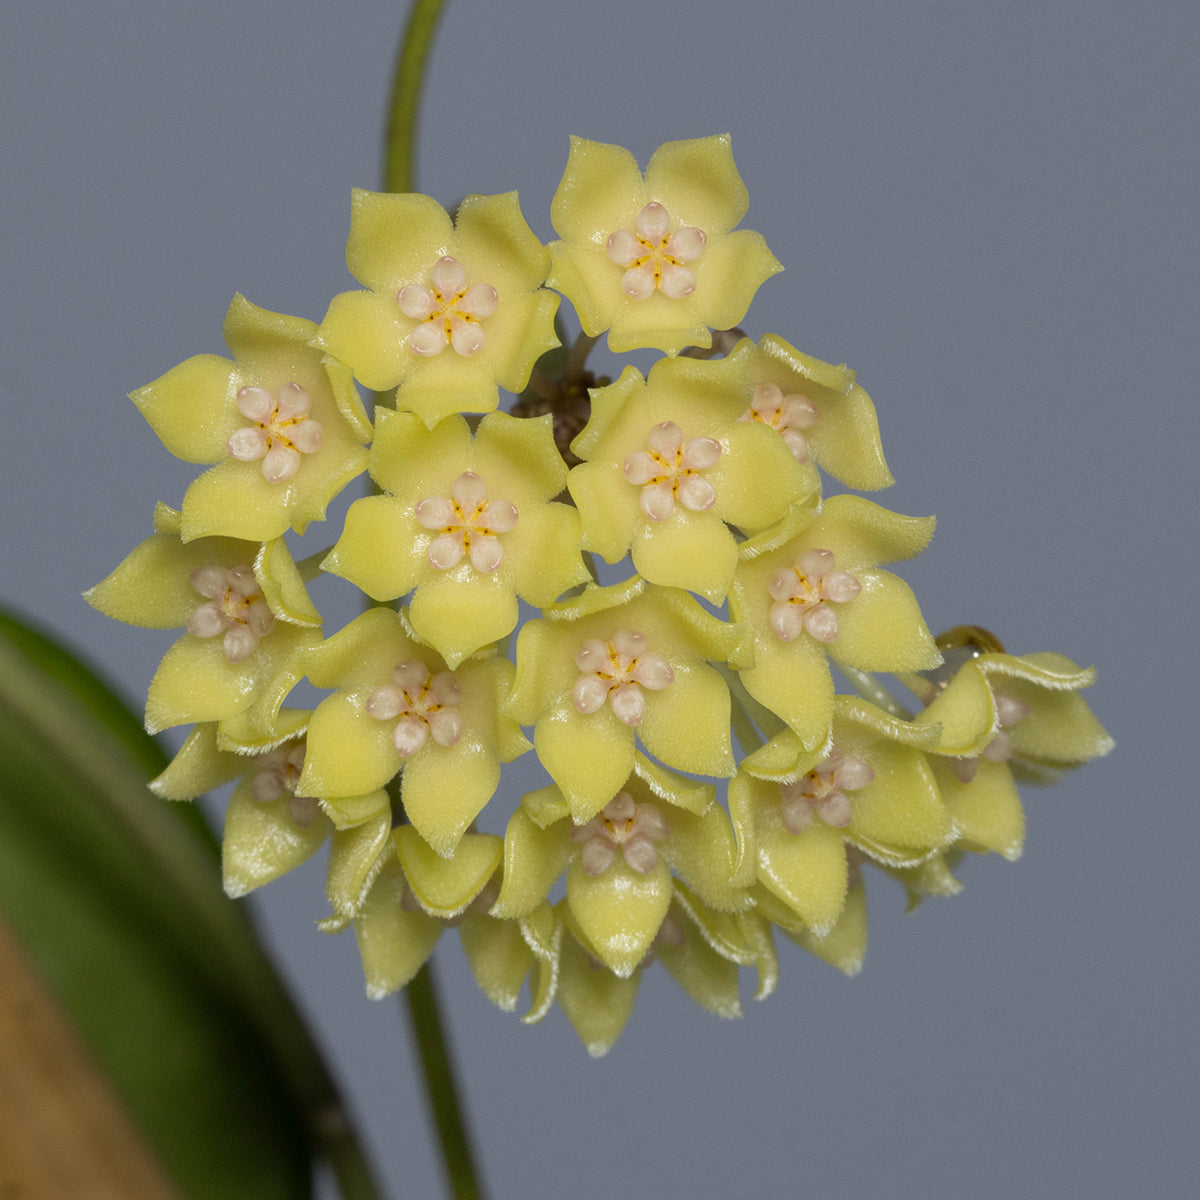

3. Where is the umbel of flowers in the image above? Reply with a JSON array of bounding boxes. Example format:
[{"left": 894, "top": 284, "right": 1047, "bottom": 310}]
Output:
[{"left": 88, "top": 135, "right": 1112, "bottom": 1055}]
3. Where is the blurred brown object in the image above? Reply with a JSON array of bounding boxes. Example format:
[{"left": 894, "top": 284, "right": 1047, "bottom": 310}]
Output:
[{"left": 0, "top": 915, "right": 183, "bottom": 1200}]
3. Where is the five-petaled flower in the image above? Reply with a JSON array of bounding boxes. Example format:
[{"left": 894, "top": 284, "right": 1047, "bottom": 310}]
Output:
[
  {"left": 323, "top": 410, "right": 589, "bottom": 666},
  {"left": 507, "top": 577, "right": 741, "bottom": 823},
  {"left": 85, "top": 503, "right": 322, "bottom": 737},
  {"left": 731, "top": 494, "right": 942, "bottom": 750},
  {"left": 548, "top": 135, "right": 782, "bottom": 354},
  {"left": 493, "top": 760, "right": 746, "bottom": 979},
  {"left": 316, "top": 190, "right": 560, "bottom": 425},
  {"left": 729, "top": 698, "right": 953, "bottom": 936},
  {"left": 907, "top": 638, "right": 1114, "bottom": 864},
  {"left": 296, "top": 607, "right": 529, "bottom": 857},
  {"left": 130, "top": 295, "right": 371, "bottom": 543},
  {"left": 568, "top": 345, "right": 818, "bottom": 602},
  {"left": 739, "top": 335, "right": 894, "bottom": 491}
]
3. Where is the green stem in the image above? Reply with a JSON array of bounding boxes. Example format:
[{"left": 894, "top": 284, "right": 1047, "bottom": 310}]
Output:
[
  {"left": 835, "top": 665, "right": 913, "bottom": 720},
  {"left": 564, "top": 330, "right": 600, "bottom": 382},
  {"left": 727, "top": 682, "right": 765, "bottom": 758},
  {"left": 383, "top": 0, "right": 448, "bottom": 193},
  {"left": 405, "top": 963, "right": 486, "bottom": 1200}
]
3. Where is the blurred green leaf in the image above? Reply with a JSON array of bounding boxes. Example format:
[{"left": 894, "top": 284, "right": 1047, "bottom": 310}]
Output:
[{"left": 0, "top": 603, "right": 313, "bottom": 1199}]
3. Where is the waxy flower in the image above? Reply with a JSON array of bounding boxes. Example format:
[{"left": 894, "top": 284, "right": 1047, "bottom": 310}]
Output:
[
  {"left": 493, "top": 756, "right": 747, "bottom": 977},
  {"left": 352, "top": 843, "right": 543, "bottom": 1009},
  {"left": 323, "top": 410, "right": 589, "bottom": 666},
  {"left": 568, "top": 346, "right": 818, "bottom": 602},
  {"left": 740, "top": 335, "right": 893, "bottom": 491},
  {"left": 731, "top": 495, "right": 941, "bottom": 750},
  {"left": 508, "top": 577, "right": 741, "bottom": 823},
  {"left": 548, "top": 135, "right": 782, "bottom": 354},
  {"left": 296, "top": 607, "right": 529, "bottom": 856},
  {"left": 130, "top": 295, "right": 371, "bottom": 542},
  {"left": 729, "top": 698, "right": 952, "bottom": 935},
  {"left": 780, "top": 874, "right": 870, "bottom": 979},
  {"left": 85, "top": 504, "right": 321, "bottom": 736},
  {"left": 911, "top": 639, "right": 1113, "bottom": 861},
  {"left": 149, "top": 712, "right": 392, "bottom": 920},
  {"left": 87, "top": 125, "right": 1112, "bottom": 1051},
  {"left": 316, "top": 190, "right": 559, "bottom": 424},
  {"left": 551, "top": 888, "right": 779, "bottom": 1055}
]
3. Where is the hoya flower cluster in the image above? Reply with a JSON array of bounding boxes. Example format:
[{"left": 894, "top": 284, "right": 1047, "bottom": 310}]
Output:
[{"left": 89, "top": 135, "right": 1111, "bottom": 1054}]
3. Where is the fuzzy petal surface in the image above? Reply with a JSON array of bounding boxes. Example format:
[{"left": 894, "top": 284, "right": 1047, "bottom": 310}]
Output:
[
  {"left": 395, "top": 827, "right": 502, "bottom": 919},
  {"left": 644, "top": 134, "right": 750, "bottom": 231},
  {"left": 130, "top": 353, "right": 238, "bottom": 462},
  {"left": 326, "top": 811, "right": 393, "bottom": 921},
  {"left": 934, "top": 759, "right": 1026, "bottom": 860},
  {"left": 638, "top": 660, "right": 735, "bottom": 778},
  {"left": 221, "top": 781, "right": 330, "bottom": 898},
  {"left": 556, "top": 931, "right": 640, "bottom": 1057},
  {"left": 534, "top": 707, "right": 635, "bottom": 824},
  {"left": 785, "top": 881, "right": 869, "bottom": 977},
  {"left": 353, "top": 858, "right": 443, "bottom": 998},
  {"left": 459, "top": 911, "right": 535, "bottom": 1013},
  {"left": 750, "top": 334, "right": 893, "bottom": 489},
  {"left": 549, "top": 135, "right": 779, "bottom": 354},
  {"left": 656, "top": 906, "right": 743, "bottom": 1018},
  {"left": 566, "top": 857, "right": 672, "bottom": 978}
]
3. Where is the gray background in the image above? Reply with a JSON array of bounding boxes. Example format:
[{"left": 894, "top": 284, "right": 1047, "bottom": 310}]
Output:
[{"left": 3, "top": 2, "right": 1197, "bottom": 1197}]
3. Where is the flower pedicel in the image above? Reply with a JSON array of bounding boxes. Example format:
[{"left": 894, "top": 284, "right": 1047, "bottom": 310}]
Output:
[{"left": 89, "top": 134, "right": 1111, "bottom": 1055}]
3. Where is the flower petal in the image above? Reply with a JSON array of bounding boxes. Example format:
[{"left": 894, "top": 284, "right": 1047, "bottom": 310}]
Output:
[
  {"left": 914, "top": 661, "right": 998, "bottom": 756},
  {"left": 831, "top": 570, "right": 940, "bottom": 672},
  {"left": 757, "top": 811, "right": 850, "bottom": 938},
  {"left": 323, "top": 494, "right": 421, "bottom": 602},
  {"left": 326, "top": 809, "right": 393, "bottom": 920},
  {"left": 550, "top": 137, "right": 646, "bottom": 244},
  {"left": 688, "top": 228, "right": 783, "bottom": 332},
  {"left": 453, "top": 191, "right": 551, "bottom": 294},
  {"left": 353, "top": 857, "right": 443, "bottom": 998},
  {"left": 737, "top": 633, "right": 834, "bottom": 752},
  {"left": 751, "top": 334, "right": 893, "bottom": 490},
  {"left": 407, "top": 571, "right": 519, "bottom": 669},
  {"left": 395, "top": 827, "right": 502, "bottom": 919},
  {"left": 556, "top": 930, "right": 640, "bottom": 1057},
  {"left": 710, "top": 420, "right": 817, "bottom": 534},
  {"left": 344, "top": 190, "right": 455, "bottom": 292},
  {"left": 221, "top": 780, "right": 329, "bottom": 898},
  {"left": 659, "top": 804, "right": 746, "bottom": 913},
  {"left": 638, "top": 660, "right": 735, "bottom": 778},
  {"left": 130, "top": 353, "right": 237, "bottom": 462},
  {"left": 503, "top": 502, "right": 590, "bottom": 606},
  {"left": 145, "top": 624, "right": 313, "bottom": 735},
  {"left": 643, "top": 134, "right": 749, "bottom": 233},
  {"left": 398, "top": 734, "right": 504, "bottom": 859},
  {"left": 316, "top": 287, "right": 411, "bottom": 392},
  {"left": 934, "top": 758, "right": 1025, "bottom": 860},
  {"left": 632, "top": 507, "right": 738, "bottom": 604},
  {"left": 841, "top": 732, "right": 952, "bottom": 864},
  {"left": 783, "top": 881, "right": 869, "bottom": 977},
  {"left": 566, "top": 857, "right": 672, "bottom": 978},
  {"left": 568, "top": 460, "right": 640, "bottom": 563},
  {"left": 298, "top": 691, "right": 401, "bottom": 798},
  {"left": 493, "top": 806, "right": 575, "bottom": 919},
  {"left": 459, "top": 910, "right": 535, "bottom": 1013},
  {"left": 656, "top": 906, "right": 743, "bottom": 1018},
  {"left": 534, "top": 706, "right": 635, "bottom": 825}
]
